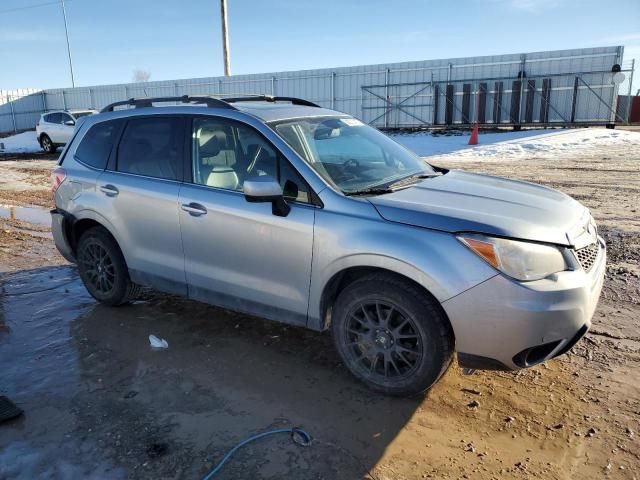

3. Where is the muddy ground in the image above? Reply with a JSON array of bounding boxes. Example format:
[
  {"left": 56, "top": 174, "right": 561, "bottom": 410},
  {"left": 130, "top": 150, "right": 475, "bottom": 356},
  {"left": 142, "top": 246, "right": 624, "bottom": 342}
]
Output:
[{"left": 0, "top": 134, "right": 638, "bottom": 479}]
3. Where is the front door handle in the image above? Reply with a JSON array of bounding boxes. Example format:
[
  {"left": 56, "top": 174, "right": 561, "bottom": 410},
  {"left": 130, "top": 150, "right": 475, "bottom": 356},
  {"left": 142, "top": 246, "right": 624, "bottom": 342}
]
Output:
[
  {"left": 181, "top": 202, "right": 207, "bottom": 216},
  {"left": 99, "top": 184, "right": 119, "bottom": 197}
]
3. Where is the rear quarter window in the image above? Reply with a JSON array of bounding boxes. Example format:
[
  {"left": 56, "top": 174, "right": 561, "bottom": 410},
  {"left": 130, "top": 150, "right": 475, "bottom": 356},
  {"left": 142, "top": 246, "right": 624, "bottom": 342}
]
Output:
[
  {"left": 74, "top": 120, "right": 123, "bottom": 170},
  {"left": 116, "top": 117, "right": 183, "bottom": 181}
]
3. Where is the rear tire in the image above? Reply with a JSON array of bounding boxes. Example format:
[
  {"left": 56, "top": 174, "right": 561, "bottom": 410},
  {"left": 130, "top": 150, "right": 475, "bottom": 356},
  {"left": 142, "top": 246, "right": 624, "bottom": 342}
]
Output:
[
  {"left": 331, "top": 273, "right": 453, "bottom": 396},
  {"left": 76, "top": 226, "right": 140, "bottom": 306},
  {"left": 40, "top": 134, "right": 56, "bottom": 153}
]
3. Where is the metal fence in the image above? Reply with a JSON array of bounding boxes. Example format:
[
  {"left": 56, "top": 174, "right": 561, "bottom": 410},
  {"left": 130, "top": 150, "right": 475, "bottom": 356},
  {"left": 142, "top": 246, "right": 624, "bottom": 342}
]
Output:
[{"left": 0, "top": 46, "right": 634, "bottom": 134}]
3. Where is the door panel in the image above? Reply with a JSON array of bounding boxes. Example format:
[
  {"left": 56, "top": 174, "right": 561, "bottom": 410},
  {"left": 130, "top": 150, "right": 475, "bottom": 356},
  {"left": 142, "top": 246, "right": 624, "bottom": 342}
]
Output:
[
  {"left": 60, "top": 113, "right": 75, "bottom": 144},
  {"left": 179, "top": 185, "right": 314, "bottom": 325},
  {"left": 48, "top": 113, "right": 63, "bottom": 143},
  {"left": 60, "top": 125, "right": 75, "bottom": 144},
  {"left": 96, "top": 171, "right": 186, "bottom": 295}
]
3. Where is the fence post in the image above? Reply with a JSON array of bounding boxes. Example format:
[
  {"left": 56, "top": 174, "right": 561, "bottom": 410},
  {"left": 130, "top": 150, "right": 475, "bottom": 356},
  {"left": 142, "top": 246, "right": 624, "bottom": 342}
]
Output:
[
  {"left": 41, "top": 91, "right": 47, "bottom": 112},
  {"left": 625, "top": 59, "right": 635, "bottom": 123},
  {"left": 331, "top": 72, "right": 335, "bottom": 109},
  {"left": 271, "top": 76, "right": 276, "bottom": 95},
  {"left": 7, "top": 94, "right": 17, "bottom": 133},
  {"left": 89, "top": 88, "right": 95, "bottom": 109},
  {"left": 570, "top": 77, "right": 579, "bottom": 123},
  {"left": 384, "top": 68, "right": 390, "bottom": 128},
  {"left": 62, "top": 90, "right": 67, "bottom": 110},
  {"left": 518, "top": 55, "right": 526, "bottom": 125}
]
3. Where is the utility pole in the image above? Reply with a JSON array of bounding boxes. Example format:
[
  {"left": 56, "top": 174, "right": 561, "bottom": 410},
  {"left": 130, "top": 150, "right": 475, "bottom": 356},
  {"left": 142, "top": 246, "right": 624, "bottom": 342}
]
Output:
[
  {"left": 220, "top": 0, "right": 231, "bottom": 76},
  {"left": 61, "top": 0, "right": 75, "bottom": 87}
]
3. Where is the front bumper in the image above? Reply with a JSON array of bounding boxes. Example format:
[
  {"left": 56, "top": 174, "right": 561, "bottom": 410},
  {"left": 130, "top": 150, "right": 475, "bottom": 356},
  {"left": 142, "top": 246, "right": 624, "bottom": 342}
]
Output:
[{"left": 443, "top": 236, "right": 606, "bottom": 370}]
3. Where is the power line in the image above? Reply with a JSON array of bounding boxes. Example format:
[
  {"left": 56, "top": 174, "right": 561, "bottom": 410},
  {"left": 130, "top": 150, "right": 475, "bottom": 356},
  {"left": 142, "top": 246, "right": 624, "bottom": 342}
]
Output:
[
  {"left": 61, "top": 0, "right": 75, "bottom": 87},
  {"left": 0, "top": 0, "right": 77, "bottom": 87},
  {"left": 0, "top": 0, "right": 68, "bottom": 14}
]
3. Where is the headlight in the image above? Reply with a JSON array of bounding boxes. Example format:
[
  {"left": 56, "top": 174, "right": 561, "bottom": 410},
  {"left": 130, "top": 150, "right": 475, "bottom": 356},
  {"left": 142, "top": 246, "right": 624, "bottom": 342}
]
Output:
[{"left": 458, "top": 234, "right": 568, "bottom": 281}]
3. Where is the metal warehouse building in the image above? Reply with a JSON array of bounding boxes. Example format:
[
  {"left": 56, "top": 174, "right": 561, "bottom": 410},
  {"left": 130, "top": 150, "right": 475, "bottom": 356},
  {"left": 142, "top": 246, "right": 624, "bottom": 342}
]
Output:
[{"left": 0, "top": 45, "right": 634, "bottom": 133}]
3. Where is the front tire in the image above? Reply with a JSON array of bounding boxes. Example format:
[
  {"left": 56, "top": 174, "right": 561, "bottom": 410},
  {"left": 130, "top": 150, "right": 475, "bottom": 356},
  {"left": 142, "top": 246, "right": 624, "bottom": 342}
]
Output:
[
  {"left": 76, "top": 226, "right": 140, "bottom": 306},
  {"left": 40, "top": 134, "right": 56, "bottom": 153},
  {"left": 332, "top": 273, "right": 453, "bottom": 396}
]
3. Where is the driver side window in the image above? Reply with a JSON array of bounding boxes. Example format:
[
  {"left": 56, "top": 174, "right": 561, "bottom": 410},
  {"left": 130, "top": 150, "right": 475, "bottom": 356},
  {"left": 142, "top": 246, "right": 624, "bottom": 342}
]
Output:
[
  {"left": 63, "top": 114, "right": 75, "bottom": 125},
  {"left": 191, "top": 117, "right": 311, "bottom": 203},
  {"left": 192, "top": 118, "right": 277, "bottom": 192}
]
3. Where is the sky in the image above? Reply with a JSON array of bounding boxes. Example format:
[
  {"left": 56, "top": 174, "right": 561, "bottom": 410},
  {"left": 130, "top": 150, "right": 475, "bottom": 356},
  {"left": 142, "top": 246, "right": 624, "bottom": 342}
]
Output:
[{"left": 1, "top": 0, "right": 639, "bottom": 93}]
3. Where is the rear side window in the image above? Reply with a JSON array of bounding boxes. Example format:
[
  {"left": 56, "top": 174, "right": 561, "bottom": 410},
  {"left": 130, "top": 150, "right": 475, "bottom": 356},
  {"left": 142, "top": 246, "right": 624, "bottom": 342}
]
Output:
[
  {"left": 74, "top": 120, "right": 122, "bottom": 169},
  {"left": 116, "top": 117, "right": 183, "bottom": 181}
]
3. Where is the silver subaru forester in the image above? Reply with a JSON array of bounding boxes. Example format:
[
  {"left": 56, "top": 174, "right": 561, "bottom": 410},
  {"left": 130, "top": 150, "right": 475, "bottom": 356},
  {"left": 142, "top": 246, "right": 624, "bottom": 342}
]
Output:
[{"left": 51, "top": 95, "right": 606, "bottom": 396}]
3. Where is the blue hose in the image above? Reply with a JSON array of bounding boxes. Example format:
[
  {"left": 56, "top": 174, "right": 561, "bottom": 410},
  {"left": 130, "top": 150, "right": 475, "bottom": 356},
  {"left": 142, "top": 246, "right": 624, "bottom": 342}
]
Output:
[{"left": 202, "top": 427, "right": 312, "bottom": 480}]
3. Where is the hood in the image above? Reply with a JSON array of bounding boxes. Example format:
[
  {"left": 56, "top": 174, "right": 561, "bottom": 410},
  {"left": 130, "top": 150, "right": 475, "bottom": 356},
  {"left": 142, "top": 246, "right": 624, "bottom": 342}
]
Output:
[{"left": 368, "top": 170, "right": 588, "bottom": 246}]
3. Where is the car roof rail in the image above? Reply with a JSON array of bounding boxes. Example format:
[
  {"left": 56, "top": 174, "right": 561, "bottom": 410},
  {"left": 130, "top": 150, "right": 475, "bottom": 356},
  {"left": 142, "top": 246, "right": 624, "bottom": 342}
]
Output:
[
  {"left": 100, "top": 95, "right": 236, "bottom": 113},
  {"left": 222, "top": 95, "right": 321, "bottom": 108}
]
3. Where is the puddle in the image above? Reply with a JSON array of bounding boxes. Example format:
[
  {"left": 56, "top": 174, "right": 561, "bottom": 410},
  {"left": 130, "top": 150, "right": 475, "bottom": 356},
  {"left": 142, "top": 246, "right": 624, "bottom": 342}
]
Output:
[
  {"left": 0, "top": 205, "right": 51, "bottom": 227},
  {"left": 0, "top": 265, "right": 419, "bottom": 479}
]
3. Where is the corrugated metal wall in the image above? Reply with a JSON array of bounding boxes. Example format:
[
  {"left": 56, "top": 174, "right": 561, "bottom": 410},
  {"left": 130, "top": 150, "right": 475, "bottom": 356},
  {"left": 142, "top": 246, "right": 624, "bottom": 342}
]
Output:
[{"left": 0, "top": 46, "right": 627, "bottom": 133}]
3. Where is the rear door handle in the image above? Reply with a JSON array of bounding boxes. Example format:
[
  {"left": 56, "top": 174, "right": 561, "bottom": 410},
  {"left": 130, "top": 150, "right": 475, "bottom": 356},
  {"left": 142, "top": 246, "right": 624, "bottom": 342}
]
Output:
[
  {"left": 99, "top": 184, "right": 119, "bottom": 197},
  {"left": 181, "top": 202, "right": 207, "bottom": 216}
]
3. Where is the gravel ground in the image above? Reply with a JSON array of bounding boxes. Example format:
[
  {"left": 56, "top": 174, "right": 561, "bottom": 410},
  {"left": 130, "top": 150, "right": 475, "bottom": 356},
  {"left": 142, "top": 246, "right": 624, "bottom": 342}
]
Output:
[{"left": 0, "top": 131, "right": 638, "bottom": 479}]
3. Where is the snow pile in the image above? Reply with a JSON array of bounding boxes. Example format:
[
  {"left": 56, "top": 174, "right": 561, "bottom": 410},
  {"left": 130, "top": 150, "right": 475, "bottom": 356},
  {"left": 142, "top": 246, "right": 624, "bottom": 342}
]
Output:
[
  {"left": 390, "top": 128, "right": 640, "bottom": 160},
  {"left": 390, "top": 129, "right": 560, "bottom": 157},
  {"left": 0, "top": 131, "right": 41, "bottom": 154}
]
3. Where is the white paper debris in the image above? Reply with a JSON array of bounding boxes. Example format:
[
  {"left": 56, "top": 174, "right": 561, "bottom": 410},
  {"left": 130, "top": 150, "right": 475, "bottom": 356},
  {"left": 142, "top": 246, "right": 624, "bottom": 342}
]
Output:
[{"left": 148, "top": 334, "right": 168, "bottom": 349}]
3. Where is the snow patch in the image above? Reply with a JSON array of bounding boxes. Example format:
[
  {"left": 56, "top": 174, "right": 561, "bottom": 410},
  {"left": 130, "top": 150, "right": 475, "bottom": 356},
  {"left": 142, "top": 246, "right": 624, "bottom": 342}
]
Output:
[
  {"left": 0, "top": 130, "right": 41, "bottom": 154},
  {"left": 390, "top": 128, "right": 640, "bottom": 160}
]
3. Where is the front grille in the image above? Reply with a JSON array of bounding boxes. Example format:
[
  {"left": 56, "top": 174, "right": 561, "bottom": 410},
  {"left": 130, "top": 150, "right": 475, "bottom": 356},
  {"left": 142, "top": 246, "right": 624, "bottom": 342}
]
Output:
[{"left": 575, "top": 242, "right": 600, "bottom": 271}]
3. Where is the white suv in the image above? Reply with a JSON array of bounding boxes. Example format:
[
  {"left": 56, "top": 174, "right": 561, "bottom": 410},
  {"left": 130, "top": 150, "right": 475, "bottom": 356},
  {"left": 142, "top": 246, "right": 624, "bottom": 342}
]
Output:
[{"left": 36, "top": 110, "right": 96, "bottom": 153}]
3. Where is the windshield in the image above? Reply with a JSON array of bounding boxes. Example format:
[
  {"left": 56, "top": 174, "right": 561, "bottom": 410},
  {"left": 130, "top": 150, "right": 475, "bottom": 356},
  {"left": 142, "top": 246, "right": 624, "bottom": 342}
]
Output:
[{"left": 270, "top": 116, "right": 436, "bottom": 194}]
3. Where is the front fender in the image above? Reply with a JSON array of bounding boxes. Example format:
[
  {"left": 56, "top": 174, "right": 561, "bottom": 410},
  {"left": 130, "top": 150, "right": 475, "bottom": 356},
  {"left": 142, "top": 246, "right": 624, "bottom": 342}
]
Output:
[{"left": 307, "top": 205, "right": 497, "bottom": 329}]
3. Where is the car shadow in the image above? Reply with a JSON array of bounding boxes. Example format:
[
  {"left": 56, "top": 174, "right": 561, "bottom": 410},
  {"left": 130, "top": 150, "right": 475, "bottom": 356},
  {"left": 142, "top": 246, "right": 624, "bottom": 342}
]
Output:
[{"left": 0, "top": 266, "right": 425, "bottom": 479}]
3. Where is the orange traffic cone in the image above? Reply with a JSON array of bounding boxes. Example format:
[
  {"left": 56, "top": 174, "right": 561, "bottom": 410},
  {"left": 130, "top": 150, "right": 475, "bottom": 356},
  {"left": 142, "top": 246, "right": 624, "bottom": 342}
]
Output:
[{"left": 468, "top": 123, "right": 479, "bottom": 145}]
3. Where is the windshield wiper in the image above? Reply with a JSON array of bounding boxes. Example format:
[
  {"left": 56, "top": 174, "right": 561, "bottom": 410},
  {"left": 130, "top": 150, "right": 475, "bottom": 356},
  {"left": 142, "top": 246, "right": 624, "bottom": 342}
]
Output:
[
  {"left": 388, "top": 173, "right": 440, "bottom": 189},
  {"left": 344, "top": 187, "right": 395, "bottom": 196},
  {"left": 344, "top": 172, "right": 441, "bottom": 196}
]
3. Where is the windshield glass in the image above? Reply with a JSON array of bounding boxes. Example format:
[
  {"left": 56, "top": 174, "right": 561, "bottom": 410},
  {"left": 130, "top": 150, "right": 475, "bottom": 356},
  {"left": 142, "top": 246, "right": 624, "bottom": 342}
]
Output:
[{"left": 270, "top": 116, "right": 435, "bottom": 193}]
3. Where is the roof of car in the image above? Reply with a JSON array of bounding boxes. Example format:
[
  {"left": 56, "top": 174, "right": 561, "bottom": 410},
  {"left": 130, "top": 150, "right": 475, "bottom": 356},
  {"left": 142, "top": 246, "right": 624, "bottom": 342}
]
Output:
[
  {"left": 232, "top": 102, "right": 347, "bottom": 122},
  {"left": 87, "top": 99, "right": 348, "bottom": 125},
  {"left": 42, "top": 109, "right": 96, "bottom": 115}
]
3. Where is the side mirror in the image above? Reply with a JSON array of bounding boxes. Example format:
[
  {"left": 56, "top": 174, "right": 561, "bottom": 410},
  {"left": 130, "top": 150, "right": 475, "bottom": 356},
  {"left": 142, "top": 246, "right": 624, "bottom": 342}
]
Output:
[
  {"left": 243, "top": 176, "right": 291, "bottom": 217},
  {"left": 64, "top": 120, "right": 75, "bottom": 126}
]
